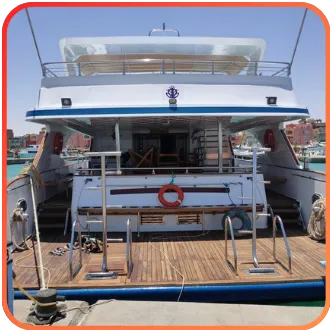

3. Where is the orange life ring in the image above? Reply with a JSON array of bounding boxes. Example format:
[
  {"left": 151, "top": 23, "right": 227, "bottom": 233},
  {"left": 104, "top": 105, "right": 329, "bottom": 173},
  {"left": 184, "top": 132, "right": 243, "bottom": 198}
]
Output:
[
  {"left": 158, "top": 184, "right": 184, "bottom": 208},
  {"left": 264, "top": 129, "right": 275, "bottom": 151},
  {"left": 53, "top": 132, "right": 63, "bottom": 155}
]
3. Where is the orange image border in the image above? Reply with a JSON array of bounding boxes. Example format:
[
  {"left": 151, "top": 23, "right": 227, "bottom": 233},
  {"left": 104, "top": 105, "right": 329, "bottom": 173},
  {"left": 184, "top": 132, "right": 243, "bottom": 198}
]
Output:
[{"left": 2, "top": 2, "right": 329, "bottom": 329}]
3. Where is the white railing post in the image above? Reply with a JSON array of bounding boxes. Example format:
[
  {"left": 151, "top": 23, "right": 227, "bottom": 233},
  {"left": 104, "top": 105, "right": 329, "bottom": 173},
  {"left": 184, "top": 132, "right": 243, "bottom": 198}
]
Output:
[
  {"left": 218, "top": 119, "right": 223, "bottom": 173},
  {"left": 115, "top": 120, "right": 121, "bottom": 175}
]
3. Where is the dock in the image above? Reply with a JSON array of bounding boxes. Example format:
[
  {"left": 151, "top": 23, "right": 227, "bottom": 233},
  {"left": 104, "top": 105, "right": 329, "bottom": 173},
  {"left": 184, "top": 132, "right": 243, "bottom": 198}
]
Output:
[
  {"left": 13, "top": 300, "right": 324, "bottom": 326},
  {"left": 7, "top": 158, "right": 34, "bottom": 165}
]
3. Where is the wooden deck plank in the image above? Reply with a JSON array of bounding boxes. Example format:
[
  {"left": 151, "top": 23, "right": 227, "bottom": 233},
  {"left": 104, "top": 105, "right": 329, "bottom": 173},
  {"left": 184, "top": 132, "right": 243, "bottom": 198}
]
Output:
[{"left": 12, "top": 229, "right": 325, "bottom": 290}]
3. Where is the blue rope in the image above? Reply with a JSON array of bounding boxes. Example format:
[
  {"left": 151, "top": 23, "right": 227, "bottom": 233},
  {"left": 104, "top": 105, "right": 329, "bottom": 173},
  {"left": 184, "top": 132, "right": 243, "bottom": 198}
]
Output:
[
  {"left": 170, "top": 172, "right": 176, "bottom": 185},
  {"left": 222, "top": 182, "right": 243, "bottom": 206}
]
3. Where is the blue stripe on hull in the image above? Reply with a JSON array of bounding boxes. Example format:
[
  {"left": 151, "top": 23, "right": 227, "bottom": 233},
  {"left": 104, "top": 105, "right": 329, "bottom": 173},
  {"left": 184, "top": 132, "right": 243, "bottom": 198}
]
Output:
[
  {"left": 14, "top": 281, "right": 324, "bottom": 303},
  {"left": 26, "top": 106, "right": 309, "bottom": 118}
]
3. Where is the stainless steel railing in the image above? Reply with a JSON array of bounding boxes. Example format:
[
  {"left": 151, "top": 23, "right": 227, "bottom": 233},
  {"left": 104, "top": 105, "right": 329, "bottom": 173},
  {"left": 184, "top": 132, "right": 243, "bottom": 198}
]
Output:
[
  {"left": 42, "top": 59, "right": 290, "bottom": 78},
  {"left": 224, "top": 216, "right": 238, "bottom": 275},
  {"left": 273, "top": 215, "right": 292, "bottom": 274},
  {"left": 74, "top": 165, "right": 254, "bottom": 175},
  {"left": 69, "top": 219, "right": 83, "bottom": 281},
  {"left": 126, "top": 219, "right": 133, "bottom": 279}
]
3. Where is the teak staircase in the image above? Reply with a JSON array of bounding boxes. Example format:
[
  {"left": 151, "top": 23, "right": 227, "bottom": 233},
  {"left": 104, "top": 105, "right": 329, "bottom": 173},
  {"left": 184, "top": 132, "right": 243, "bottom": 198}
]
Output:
[{"left": 195, "top": 129, "right": 234, "bottom": 171}]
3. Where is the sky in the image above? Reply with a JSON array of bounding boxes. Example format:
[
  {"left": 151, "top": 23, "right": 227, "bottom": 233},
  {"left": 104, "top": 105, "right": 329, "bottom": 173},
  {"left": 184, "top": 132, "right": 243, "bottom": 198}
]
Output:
[{"left": 6, "top": 6, "right": 326, "bottom": 136}]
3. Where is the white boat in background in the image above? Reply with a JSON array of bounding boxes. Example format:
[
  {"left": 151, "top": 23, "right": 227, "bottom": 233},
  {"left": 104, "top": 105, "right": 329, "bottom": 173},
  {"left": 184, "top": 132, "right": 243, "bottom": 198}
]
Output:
[
  {"left": 7, "top": 25, "right": 325, "bottom": 317},
  {"left": 19, "top": 145, "right": 39, "bottom": 155}
]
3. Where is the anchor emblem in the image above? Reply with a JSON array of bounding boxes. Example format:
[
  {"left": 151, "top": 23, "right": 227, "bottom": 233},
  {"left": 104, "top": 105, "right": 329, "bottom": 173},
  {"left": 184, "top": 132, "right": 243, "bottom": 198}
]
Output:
[{"left": 166, "top": 85, "right": 179, "bottom": 99}]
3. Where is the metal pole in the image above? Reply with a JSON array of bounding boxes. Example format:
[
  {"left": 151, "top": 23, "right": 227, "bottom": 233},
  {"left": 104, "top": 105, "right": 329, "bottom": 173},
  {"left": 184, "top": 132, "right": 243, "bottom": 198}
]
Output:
[
  {"left": 218, "top": 119, "right": 223, "bottom": 173},
  {"left": 290, "top": 8, "right": 308, "bottom": 69},
  {"left": 252, "top": 147, "right": 260, "bottom": 268},
  {"left": 101, "top": 155, "right": 108, "bottom": 272},
  {"left": 25, "top": 9, "right": 44, "bottom": 75},
  {"left": 115, "top": 120, "right": 121, "bottom": 174},
  {"left": 30, "top": 177, "right": 46, "bottom": 289}
]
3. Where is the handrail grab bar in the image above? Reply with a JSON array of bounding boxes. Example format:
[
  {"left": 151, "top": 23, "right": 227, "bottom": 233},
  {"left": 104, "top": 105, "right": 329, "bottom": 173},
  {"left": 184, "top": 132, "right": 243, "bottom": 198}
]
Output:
[
  {"left": 126, "top": 218, "right": 133, "bottom": 279},
  {"left": 69, "top": 219, "right": 83, "bottom": 281},
  {"left": 273, "top": 215, "right": 292, "bottom": 274},
  {"left": 224, "top": 216, "right": 238, "bottom": 275}
]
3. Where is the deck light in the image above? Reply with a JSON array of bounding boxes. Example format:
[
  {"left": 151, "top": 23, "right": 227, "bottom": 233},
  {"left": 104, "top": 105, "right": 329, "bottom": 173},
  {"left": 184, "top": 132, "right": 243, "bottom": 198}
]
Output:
[
  {"left": 266, "top": 96, "right": 277, "bottom": 106},
  {"left": 61, "top": 98, "right": 72, "bottom": 107}
]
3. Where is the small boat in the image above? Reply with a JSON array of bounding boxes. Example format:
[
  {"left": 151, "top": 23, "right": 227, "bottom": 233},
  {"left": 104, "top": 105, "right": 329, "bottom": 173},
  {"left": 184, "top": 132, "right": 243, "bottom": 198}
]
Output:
[{"left": 21, "top": 145, "right": 39, "bottom": 154}]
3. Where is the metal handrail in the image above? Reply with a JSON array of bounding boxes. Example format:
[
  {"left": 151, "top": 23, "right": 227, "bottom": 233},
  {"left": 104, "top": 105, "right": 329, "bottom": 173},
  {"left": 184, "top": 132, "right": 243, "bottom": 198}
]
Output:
[
  {"left": 267, "top": 204, "right": 277, "bottom": 231},
  {"left": 75, "top": 165, "right": 254, "bottom": 173},
  {"left": 273, "top": 215, "right": 292, "bottom": 274},
  {"left": 126, "top": 219, "right": 133, "bottom": 279},
  {"left": 69, "top": 219, "right": 83, "bottom": 281},
  {"left": 42, "top": 59, "right": 290, "bottom": 77},
  {"left": 224, "top": 216, "right": 238, "bottom": 275}
]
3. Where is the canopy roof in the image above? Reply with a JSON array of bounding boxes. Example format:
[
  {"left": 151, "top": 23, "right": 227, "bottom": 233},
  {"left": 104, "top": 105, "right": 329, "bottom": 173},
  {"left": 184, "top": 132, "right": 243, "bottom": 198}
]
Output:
[{"left": 60, "top": 37, "right": 266, "bottom": 75}]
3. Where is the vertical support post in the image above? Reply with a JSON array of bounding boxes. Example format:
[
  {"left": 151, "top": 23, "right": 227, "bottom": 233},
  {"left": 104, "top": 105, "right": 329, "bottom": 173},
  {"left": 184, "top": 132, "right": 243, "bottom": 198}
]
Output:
[
  {"left": 137, "top": 212, "right": 141, "bottom": 237},
  {"left": 162, "top": 60, "right": 165, "bottom": 74},
  {"left": 211, "top": 61, "right": 214, "bottom": 74},
  {"left": 172, "top": 60, "right": 175, "bottom": 74},
  {"left": 115, "top": 120, "right": 121, "bottom": 174},
  {"left": 218, "top": 119, "right": 223, "bottom": 173},
  {"left": 123, "top": 61, "right": 126, "bottom": 75},
  {"left": 251, "top": 147, "right": 260, "bottom": 268},
  {"left": 202, "top": 211, "right": 205, "bottom": 233},
  {"left": 101, "top": 155, "right": 108, "bottom": 272}
]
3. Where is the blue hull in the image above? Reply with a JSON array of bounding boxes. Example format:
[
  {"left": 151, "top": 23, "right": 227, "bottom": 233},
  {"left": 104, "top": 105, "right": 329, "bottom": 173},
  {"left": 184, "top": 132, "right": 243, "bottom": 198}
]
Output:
[{"left": 14, "top": 281, "right": 325, "bottom": 303}]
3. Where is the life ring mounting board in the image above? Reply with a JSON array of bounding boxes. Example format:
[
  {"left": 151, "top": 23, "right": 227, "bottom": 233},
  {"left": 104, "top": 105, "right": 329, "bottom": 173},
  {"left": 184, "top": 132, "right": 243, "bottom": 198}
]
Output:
[{"left": 158, "top": 184, "right": 184, "bottom": 208}]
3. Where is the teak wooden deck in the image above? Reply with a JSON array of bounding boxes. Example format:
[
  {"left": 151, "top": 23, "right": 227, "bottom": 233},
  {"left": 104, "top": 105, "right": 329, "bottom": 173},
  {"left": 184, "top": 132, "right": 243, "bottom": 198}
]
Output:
[{"left": 12, "top": 228, "right": 325, "bottom": 290}]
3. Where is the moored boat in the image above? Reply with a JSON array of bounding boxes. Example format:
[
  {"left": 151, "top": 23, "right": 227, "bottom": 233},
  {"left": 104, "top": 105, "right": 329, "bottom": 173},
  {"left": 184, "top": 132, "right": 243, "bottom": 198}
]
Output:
[{"left": 7, "top": 26, "right": 325, "bottom": 319}]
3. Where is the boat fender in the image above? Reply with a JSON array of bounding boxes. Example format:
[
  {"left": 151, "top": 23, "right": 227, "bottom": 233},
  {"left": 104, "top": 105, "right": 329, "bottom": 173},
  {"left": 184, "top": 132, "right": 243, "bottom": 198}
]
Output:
[
  {"left": 158, "top": 184, "right": 184, "bottom": 208},
  {"left": 264, "top": 129, "right": 275, "bottom": 151},
  {"left": 53, "top": 133, "right": 63, "bottom": 155},
  {"left": 222, "top": 209, "right": 252, "bottom": 237}
]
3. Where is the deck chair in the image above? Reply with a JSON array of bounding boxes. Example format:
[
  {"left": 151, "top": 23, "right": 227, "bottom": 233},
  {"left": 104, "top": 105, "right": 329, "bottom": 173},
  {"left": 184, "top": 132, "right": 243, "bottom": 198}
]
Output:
[{"left": 128, "top": 147, "right": 154, "bottom": 168}]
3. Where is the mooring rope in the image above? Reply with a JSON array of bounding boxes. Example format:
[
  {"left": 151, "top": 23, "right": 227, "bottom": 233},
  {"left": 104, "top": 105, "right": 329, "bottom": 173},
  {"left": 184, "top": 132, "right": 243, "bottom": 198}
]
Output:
[
  {"left": 307, "top": 198, "right": 326, "bottom": 241},
  {"left": 10, "top": 208, "right": 30, "bottom": 252}
]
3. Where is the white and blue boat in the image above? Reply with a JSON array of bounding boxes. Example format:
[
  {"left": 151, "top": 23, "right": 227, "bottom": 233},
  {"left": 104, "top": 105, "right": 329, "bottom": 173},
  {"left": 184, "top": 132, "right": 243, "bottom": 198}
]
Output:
[{"left": 7, "top": 27, "right": 325, "bottom": 314}]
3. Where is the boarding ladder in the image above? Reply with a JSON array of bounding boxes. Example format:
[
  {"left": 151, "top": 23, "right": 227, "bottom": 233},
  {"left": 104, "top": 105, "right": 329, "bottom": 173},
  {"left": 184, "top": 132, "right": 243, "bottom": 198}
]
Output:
[
  {"left": 224, "top": 145, "right": 292, "bottom": 275},
  {"left": 69, "top": 151, "right": 134, "bottom": 281}
]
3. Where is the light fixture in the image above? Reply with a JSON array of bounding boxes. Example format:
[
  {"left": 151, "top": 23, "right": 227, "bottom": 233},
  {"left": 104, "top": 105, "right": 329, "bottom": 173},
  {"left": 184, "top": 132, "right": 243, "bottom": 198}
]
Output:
[
  {"left": 266, "top": 96, "right": 277, "bottom": 106},
  {"left": 169, "top": 98, "right": 177, "bottom": 105},
  {"left": 61, "top": 98, "right": 72, "bottom": 107}
]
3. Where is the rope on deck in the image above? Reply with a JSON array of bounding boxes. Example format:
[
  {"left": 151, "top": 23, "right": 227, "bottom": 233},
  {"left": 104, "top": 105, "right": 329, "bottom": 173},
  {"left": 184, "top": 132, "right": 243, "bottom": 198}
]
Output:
[{"left": 308, "top": 198, "right": 326, "bottom": 241}]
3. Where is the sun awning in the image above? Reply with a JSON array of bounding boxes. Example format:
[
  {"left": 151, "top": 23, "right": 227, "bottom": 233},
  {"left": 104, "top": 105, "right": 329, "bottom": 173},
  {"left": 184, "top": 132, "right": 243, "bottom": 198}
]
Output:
[
  {"left": 73, "top": 54, "right": 250, "bottom": 75},
  {"left": 59, "top": 36, "right": 266, "bottom": 76}
]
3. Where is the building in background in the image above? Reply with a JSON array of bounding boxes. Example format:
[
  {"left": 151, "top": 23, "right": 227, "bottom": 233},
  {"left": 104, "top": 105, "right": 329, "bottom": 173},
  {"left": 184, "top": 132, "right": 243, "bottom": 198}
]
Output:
[
  {"left": 66, "top": 133, "right": 91, "bottom": 150},
  {"left": 285, "top": 118, "right": 325, "bottom": 146},
  {"left": 26, "top": 134, "right": 38, "bottom": 146},
  {"left": 7, "top": 129, "right": 14, "bottom": 149},
  {"left": 312, "top": 121, "right": 325, "bottom": 143},
  {"left": 9, "top": 137, "right": 21, "bottom": 149}
]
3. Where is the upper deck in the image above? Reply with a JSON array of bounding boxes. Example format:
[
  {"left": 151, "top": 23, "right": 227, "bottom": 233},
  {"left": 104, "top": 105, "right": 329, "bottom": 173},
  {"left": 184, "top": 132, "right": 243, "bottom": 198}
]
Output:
[
  {"left": 44, "top": 35, "right": 286, "bottom": 78},
  {"left": 27, "top": 34, "right": 308, "bottom": 126}
]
